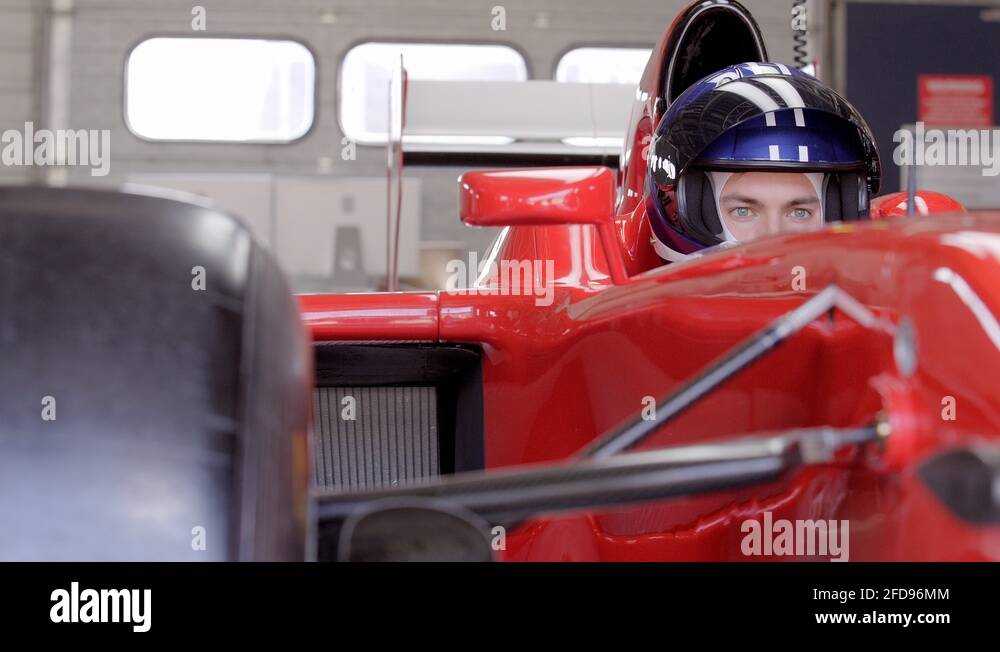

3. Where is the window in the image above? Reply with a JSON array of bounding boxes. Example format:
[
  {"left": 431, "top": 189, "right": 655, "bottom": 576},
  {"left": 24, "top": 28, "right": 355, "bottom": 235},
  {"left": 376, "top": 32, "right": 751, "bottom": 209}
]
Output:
[
  {"left": 556, "top": 47, "right": 651, "bottom": 85},
  {"left": 126, "top": 37, "right": 315, "bottom": 142},
  {"left": 339, "top": 42, "right": 528, "bottom": 144}
]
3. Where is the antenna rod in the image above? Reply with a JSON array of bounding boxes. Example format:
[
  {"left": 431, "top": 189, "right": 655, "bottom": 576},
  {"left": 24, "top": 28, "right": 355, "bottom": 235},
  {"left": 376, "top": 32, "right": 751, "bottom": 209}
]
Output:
[{"left": 906, "top": 161, "right": 918, "bottom": 216}]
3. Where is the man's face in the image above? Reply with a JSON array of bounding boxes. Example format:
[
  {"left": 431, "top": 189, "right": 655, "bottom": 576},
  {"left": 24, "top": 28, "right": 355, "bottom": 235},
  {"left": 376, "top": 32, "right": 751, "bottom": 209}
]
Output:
[{"left": 717, "top": 171, "right": 823, "bottom": 242}]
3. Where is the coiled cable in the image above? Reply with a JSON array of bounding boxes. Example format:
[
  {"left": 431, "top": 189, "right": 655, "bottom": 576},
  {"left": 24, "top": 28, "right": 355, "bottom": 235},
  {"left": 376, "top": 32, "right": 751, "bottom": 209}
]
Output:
[{"left": 792, "top": 0, "right": 809, "bottom": 70}]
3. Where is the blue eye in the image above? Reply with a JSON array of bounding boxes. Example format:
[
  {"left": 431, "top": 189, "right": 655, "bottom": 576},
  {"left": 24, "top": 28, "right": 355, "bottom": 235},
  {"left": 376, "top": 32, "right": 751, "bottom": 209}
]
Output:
[
  {"left": 731, "top": 207, "right": 754, "bottom": 219},
  {"left": 789, "top": 208, "right": 812, "bottom": 220}
]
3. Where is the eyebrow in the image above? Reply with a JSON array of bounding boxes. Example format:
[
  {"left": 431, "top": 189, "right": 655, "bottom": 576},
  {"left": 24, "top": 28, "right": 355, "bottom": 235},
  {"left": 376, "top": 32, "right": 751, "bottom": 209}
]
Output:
[
  {"left": 720, "top": 194, "right": 763, "bottom": 206},
  {"left": 782, "top": 197, "right": 821, "bottom": 208},
  {"left": 720, "top": 194, "right": 821, "bottom": 208}
]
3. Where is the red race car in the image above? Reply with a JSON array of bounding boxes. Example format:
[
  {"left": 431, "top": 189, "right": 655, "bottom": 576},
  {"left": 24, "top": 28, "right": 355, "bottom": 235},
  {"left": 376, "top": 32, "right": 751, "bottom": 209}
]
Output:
[
  {"left": 305, "top": 0, "right": 999, "bottom": 562},
  {"left": 1, "top": 0, "right": 996, "bottom": 563}
]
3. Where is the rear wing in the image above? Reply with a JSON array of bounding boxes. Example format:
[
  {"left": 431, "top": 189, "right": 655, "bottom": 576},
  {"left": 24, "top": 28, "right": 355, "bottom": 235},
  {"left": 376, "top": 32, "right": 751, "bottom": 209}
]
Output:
[
  {"left": 382, "top": 65, "right": 635, "bottom": 288},
  {"left": 400, "top": 79, "right": 634, "bottom": 167}
]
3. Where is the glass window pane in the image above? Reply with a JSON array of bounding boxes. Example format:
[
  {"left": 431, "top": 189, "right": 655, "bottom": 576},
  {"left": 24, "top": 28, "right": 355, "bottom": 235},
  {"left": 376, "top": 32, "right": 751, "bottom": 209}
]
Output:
[
  {"left": 339, "top": 42, "right": 527, "bottom": 144},
  {"left": 556, "top": 47, "right": 651, "bottom": 85},
  {"left": 126, "top": 37, "right": 315, "bottom": 142}
]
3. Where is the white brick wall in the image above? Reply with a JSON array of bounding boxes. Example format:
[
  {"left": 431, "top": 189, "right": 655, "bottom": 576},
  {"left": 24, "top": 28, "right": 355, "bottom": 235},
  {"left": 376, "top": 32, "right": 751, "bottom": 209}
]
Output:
[{"left": 0, "top": 0, "right": 41, "bottom": 183}]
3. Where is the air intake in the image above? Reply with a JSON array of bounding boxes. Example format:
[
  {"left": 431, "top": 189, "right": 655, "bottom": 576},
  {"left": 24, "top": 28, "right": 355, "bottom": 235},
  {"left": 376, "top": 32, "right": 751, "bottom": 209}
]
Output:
[
  {"left": 308, "top": 344, "right": 483, "bottom": 501},
  {"left": 312, "top": 386, "right": 439, "bottom": 491}
]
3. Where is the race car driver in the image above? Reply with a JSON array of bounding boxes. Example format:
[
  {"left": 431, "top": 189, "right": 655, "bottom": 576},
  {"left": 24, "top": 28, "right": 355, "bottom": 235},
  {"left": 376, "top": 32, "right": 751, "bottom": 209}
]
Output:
[{"left": 645, "top": 63, "right": 882, "bottom": 262}]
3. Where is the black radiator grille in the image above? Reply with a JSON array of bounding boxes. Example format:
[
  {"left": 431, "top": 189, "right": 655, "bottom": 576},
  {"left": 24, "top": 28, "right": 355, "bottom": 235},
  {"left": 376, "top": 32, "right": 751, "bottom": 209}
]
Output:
[{"left": 311, "top": 386, "right": 438, "bottom": 491}]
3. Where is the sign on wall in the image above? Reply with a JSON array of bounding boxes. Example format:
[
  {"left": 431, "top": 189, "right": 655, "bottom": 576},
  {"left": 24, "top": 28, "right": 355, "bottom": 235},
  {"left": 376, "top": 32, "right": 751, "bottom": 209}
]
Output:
[{"left": 918, "top": 74, "right": 994, "bottom": 127}]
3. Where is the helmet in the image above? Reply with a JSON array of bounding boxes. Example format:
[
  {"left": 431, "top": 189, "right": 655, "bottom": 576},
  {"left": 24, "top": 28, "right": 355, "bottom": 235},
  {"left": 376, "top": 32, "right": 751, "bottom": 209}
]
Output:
[{"left": 645, "top": 62, "right": 881, "bottom": 260}]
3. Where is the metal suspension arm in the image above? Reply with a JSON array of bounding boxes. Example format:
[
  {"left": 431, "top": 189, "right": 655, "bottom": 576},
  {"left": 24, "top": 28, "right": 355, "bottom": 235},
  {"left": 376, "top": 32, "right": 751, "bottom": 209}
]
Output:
[
  {"left": 581, "top": 285, "right": 844, "bottom": 458},
  {"left": 316, "top": 423, "right": 883, "bottom": 526}
]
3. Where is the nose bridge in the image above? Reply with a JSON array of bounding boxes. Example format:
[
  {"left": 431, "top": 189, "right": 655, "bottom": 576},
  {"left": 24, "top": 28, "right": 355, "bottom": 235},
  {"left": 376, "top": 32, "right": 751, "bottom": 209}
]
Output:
[{"left": 766, "top": 205, "right": 784, "bottom": 235}]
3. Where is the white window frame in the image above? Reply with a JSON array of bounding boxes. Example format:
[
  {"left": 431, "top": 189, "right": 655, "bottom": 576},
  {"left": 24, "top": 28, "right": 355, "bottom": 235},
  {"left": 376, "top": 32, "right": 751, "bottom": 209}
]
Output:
[
  {"left": 125, "top": 36, "right": 316, "bottom": 143},
  {"left": 338, "top": 41, "right": 529, "bottom": 145},
  {"left": 555, "top": 46, "right": 652, "bottom": 85}
]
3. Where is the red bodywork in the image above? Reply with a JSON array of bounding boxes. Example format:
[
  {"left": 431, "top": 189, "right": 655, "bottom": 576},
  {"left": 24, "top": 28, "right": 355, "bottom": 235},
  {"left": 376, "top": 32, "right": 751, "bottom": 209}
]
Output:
[
  {"left": 300, "top": 190, "right": 1000, "bottom": 561},
  {"left": 298, "top": 1, "right": 1000, "bottom": 560}
]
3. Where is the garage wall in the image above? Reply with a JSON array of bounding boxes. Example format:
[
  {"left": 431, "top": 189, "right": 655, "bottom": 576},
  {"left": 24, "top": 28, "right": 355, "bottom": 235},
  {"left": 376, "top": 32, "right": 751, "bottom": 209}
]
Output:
[
  {"left": 841, "top": 0, "right": 1000, "bottom": 202},
  {"left": 0, "top": 0, "right": 42, "bottom": 184},
  {"left": 1, "top": 0, "right": 797, "bottom": 251}
]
